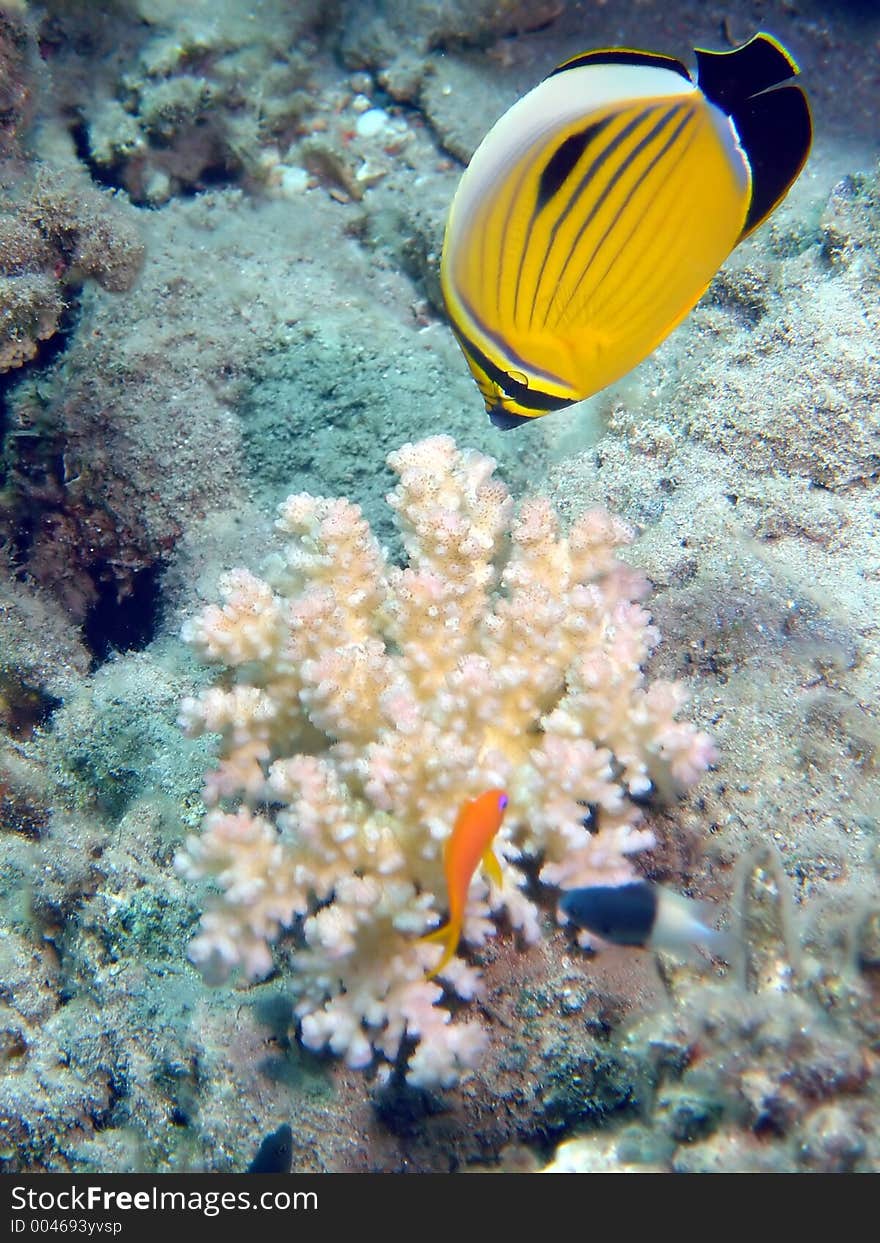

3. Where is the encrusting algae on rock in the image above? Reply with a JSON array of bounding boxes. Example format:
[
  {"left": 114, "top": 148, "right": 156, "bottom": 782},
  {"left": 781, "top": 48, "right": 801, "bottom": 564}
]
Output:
[{"left": 175, "top": 435, "right": 716, "bottom": 1087}]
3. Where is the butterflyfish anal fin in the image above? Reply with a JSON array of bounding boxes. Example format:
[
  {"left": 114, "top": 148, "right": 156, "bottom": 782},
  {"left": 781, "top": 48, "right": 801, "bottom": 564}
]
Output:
[
  {"left": 550, "top": 48, "right": 692, "bottom": 83},
  {"left": 694, "top": 33, "right": 812, "bottom": 239}
]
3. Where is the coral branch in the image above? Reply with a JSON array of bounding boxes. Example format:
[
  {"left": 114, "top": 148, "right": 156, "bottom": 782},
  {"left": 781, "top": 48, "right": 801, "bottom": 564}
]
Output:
[{"left": 177, "top": 436, "right": 715, "bottom": 1084}]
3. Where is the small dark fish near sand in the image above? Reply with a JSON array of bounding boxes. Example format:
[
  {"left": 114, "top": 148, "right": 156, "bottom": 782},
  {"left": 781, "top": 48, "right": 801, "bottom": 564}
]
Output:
[{"left": 247, "top": 1124, "right": 293, "bottom": 1174}]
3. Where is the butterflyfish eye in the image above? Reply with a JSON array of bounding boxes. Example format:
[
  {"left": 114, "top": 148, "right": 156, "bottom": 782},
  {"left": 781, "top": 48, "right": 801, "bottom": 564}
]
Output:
[{"left": 440, "top": 32, "right": 811, "bottom": 429}]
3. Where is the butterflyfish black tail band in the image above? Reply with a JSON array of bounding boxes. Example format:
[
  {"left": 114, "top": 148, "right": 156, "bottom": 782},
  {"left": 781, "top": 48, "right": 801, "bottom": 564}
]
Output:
[{"left": 695, "top": 33, "right": 812, "bottom": 237}]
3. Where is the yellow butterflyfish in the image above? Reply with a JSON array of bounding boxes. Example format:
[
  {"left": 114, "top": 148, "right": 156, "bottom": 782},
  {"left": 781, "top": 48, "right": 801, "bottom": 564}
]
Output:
[{"left": 441, "top": 33, "right": 812, "bottom": 428}]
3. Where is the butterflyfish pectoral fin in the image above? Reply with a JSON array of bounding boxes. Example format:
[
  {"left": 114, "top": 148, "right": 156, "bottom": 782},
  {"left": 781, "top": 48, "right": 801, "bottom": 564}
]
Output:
[
  {"left": 482, "top": 848, "right": 504, "bottom": 890},
  {"left": 421, "top": 919, "right": 461, "bottom": 979}
]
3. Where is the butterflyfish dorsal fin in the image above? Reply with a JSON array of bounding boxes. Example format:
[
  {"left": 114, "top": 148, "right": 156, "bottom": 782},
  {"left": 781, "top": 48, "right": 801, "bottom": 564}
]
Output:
[{"left": 549, "top": 48, "right": 692, "bottom": 82}]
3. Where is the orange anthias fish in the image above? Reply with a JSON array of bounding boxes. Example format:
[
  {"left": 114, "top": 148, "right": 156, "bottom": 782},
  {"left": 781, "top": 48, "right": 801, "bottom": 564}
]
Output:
[{"left": 422, "top": 788, "right": 509, "bottom": 979}]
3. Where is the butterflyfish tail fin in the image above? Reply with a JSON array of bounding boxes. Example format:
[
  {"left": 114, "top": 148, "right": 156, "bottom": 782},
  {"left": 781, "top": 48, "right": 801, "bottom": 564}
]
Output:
[
  {"left": 695, "top": 33, "right": 812, "bottom": 238},
  {"left": 421, "top": 919, "right": 461, "bottom": 979},
  {"left": 695, "top": 32, "right": 800, "bottom": 107}
]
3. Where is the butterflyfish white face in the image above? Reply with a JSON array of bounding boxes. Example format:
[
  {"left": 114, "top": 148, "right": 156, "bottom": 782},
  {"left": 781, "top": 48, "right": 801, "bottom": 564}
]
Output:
[{"left": 440, "top": 34, "right": 812, "bottom": 429}]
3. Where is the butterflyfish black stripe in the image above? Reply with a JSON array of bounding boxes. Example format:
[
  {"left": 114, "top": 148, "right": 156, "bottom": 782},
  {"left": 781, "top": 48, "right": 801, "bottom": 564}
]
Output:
[
  {"left": 587, "top": 124, "right": 703, "bottom": 333},
  {"left": 551, "top": 105, "right": 696, "bottom": 329},
  {"left": 547, "top": 102, "right": 689, "bottom": 330},
  {"left": 497, "top": 147, "right": 550, "bottom": 328},
  {"left": 535, "top": 121, "right": 611, "bottom": 213},
  {"left": 463, "top": 112, "right": 536, "bottom": 323},
  {"left": 511, "top": 117, "right": 612, "bottom": 330},
  {"left": 551, "top": 102, "right": 687, "bottom": 290},
  {"left": 594, "top": 104, "right": 744, "bottom": 334},
  {"left": 455, "top": 325, "right": 571, "bottom": 411},
  {"left": 538, "top": 107, "right": 659, "bottom": 271},
  {"left": 617, "top": 172, "right": 741, "bottom": 353},
  {"left": 595, "top": 147, "right": 707, "bottom": 337},
  {"left": 605, "top": 156, "right": 720, "bottom": 341},
  {"left": 522, "top": 106, "right": 655, "bottom": 331},
  {"left": 455, "top": 283, "right": 570, "bottom": 388}
]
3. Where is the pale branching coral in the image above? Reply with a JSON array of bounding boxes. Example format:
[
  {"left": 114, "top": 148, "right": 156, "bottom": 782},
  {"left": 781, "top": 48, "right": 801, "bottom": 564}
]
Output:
[{"left": 177, "top": 436, "right": 715, "bottom": 1086}]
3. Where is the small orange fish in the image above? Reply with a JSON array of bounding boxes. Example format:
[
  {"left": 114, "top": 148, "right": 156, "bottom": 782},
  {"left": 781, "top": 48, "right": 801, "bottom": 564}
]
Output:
[{"left": 422, "top": 788, "right": 508, "bottom": 978}]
